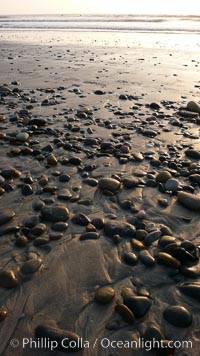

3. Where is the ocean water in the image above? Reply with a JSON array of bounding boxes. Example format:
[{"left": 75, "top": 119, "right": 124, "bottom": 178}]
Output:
[
  {"left": 0, "top": 14, "right": 200, "bottom": 50},
  {"left": 0, "top": 14, "right": 200, "bottom": 33}
]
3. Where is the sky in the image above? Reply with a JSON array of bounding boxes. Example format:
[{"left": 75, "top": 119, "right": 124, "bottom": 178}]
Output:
[{"left": 0, "top": 0, "right": 200, "bottom": 15}]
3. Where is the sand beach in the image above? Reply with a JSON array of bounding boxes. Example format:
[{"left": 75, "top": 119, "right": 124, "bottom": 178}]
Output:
[{"left": 0, "top": 15, "right": 200, "bottom": 355}]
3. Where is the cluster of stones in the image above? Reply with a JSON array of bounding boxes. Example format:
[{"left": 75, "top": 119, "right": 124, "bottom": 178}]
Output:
[
  {"left": 94, "top": 284, "right": 193, "bottom": 354},
  {"left": 0, "top": 84, "right": 199, "bottom": 351}
]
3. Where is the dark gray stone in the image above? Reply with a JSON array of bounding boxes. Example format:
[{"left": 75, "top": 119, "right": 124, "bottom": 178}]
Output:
[
  {"left": 163, "top": 305, "right": 192, "bottom": 327},
  {"left": 104, "top": 221, "right": 136, "bottom": 238}
]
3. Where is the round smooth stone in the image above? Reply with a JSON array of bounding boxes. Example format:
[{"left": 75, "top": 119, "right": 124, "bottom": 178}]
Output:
[
  {"left": 178, "top": 282, "right": 200, "bottom": 301},
  {"left": 104, "top": 221, "right": 135, "bottom": 238},
  {"left": 35, "top": 325, "right": 82, "bottom": 352},
  {"left": 47, "top": 153, "right": 57, "bottom": 165},
  {"left": 16, "top": 132, "right": 29, "bottom": 142},
  {"left": 51, "top": 222, "right": 68, "bottom": 232},
  {"left": 162, "top": 243, "right": 179, "bottom": 254},
  {"left": 1, "top": 167, "right": 21, "bottom": 179},
  {"left": 79, "top": 232, "right": 100, "bottom": 240},
  {"left": 142, "top": 129, "right": 157, "bottom": 137},
  {"left": 0, "top": 210, "right": 15, "bottom": 226},
  {"left": 94, "top": 286, "right": 115, "bottom": 304},
  {"left": 185, "top": 148, "right": 200, "bottom": 159},
  {"left": 31, "top": 223, "right": 46, "bottom": 236},
  {"left": 100, "top": 142, "right": 114, "bottom": 151},
  {"left": 0, "top": 307, "right": 8, "bottom": 322},
  {"left": 22, "top": 184, "right": 33, "bottom": 196},
  {"left": 180, "top": 266, "right": 199, "bottom": 278},
  {"left": 123, "top": 177, "right": 139, "bottom": 188},
  {"left": 124, "top": 296, "right": 152, "bottom": 318},
  {"left": 137, "top": 210, "right": 146, "bottom": 219},
  {"left": 135, "top": 229, "right": 148, "bottom": 241},
  {"left": 15, "top": 235, "right": 29, "bottom": 247},
  {"left": 24, "top": 215, "right": 38, "bottom": 228},
  {"left": 0, "top": 175, "right": 5, "bottom": 185},
  {"left": 40, "top": 206, "right": 70, "bottom": 222},
  {"left": 131, "top": 239, "right": 145, "bottom": 250},
  {"left": 59, "top": 174, "right": 70, "bottom": 182},
  {"left": 0, "top": 114, "right": 6, "bottom": 122},
  {"left": 157, "top": 252, "right": 181, "bottom": 269},
  {"left": 121, "top": 145, "right": 130, "bottom": 154},
  {"left": 158, "top": 198, "right": 169, "bottom": 207},
  {"left": 189, "top": 174, "right": 200, "bottom": 185},
  {"left": 91, "top": 217, "right": 105, "bottom": 229},
  {"left": 170, "top": 247, "right": 195, "bottom": 263},
  {"left": 98, "top": 178, "right": 121, "bottom": 193},
  {"left": 29, "top": 118, "right": 47, "bottom": 126},
  {"left": 139, "top": 250, "right": 156, "bottom": 267},
  {"left": 86, "top": 223, "right": 96, "bottom": 232},
  {"left": 156, "top": 340, "right": 176, "bottom": 356},
  {"left": 71, "top": 213, "right": 91, "bottom": 226},
  {"left": 121, "top": 287, "right": 135, "bottom": 299},
  {"left": 143, "top": 324, "right": 165, "bottom": 343},
  {"left": 0, "top": 269, "right": 19, "bottom": 288},
  {"left": 119, "top": 94, "right": 128, "bottom": 100},
  {"left": 9, "top": 148, "right": 21, "bottom": 156},
  {"left": 144, "top": 230, "right": 162, "bottom": 246},
  {"left": 158, "top": 235, "right": 176, "bottom": 248},
  {"left": 146, "top": 179, "right": 158, "bottom": 187},
  {"left": 84, "top": 138, "right": 98, "bottom": 146},
  {"left": 163, "top": 305, "right": 192, "bottom": 327},
  {"left": 0, "top": 307, "right": 8, "bottom": 321},
  {"left": 49, "top": 233, "right": 63, "bottom": 241},
  {"left": 186, "top": 100, "right": 200, "bottom": 113},
  {"left": 165, "top": 178, "right": 179, "bottom": 192},
  {"left": 68, "top": 156, "right": 82, "bottom": 166},
  {"left": 115, "top": 303, "right": 135, "bottom": 325},
  {"left": 160, "top": 225, "right": 173, "bottom": 236},
  {"left": 21, "top": 258, "right": 43, "bottom": 275},
  {"left": 123, "top": 252, "right": 138, "bottom": 265},
  {"left": 132, "top": 152, "right": 144, "bottom": 161},
  {"left": 156, "top": 171, "right": 172, "bottom": 183},
  {"left": 33, "top": 237, "right": 49, "bottom": 246},
  {"left": 57, "top": 189, "right": 72, "bottom": 200},
  {"left": 83, "top": 178, "right": 98, "bottom": 187},
  {"left": 177, "top": 191, "right": 200, "bottom": 211},
  {"left": 94, "top": 90, "right": 105, "bottom": 95}
]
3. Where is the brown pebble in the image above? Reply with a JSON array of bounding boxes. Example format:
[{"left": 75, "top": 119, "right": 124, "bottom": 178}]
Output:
[
  {"left": 31, "top": 223, "right": 46, "bottom": 236},
  {"left": 135, "top": 229, "right": 148, "bottom": 241},
  {"left": 94, "top": 286, "right": 115, "bottom": 304},
  {"left": 1, "top": 167, "right": 21, "bottom": 179},
  {"left": 0, "top": 307, "right": 8, "bottom": 321},
  {"left": 157, "top": 252, "right": 181, "bottom": 268},
  {"left": 156, "top": 170, "right": 172, "bottom": 183},
  {"left": 131, "top": 239, "right": 145, "bottom": 250},
  {"left": 0, "top": 188, "right": 5, "bottom": 195},
  {"left": 98, "top": 177, "right": 121, "bottom": 193},
  {"left": 0, "top": 269, "right": 19, "bottom": 288},
  {"left": 21, "top": 258, "right": 43, "bottom": 275},
  {"left": 0, "top": 114, "right": 6, "bottom": 122},
  {"left": 115, "top": 303, "right": 135, "bottom": 325},
  {"left": 33, "top": 236, "right": 49, "bottom": 246},
  {"left": 15, "top": 235, "right": 28, "bottom": 247},
  {"left": 0, "top": 210, "right": 15, "bottom": 226},
  {"left": 86, "top": 223, "right": 96, "bottom": 232},
  {"left": 39, "top": 175, "right": 49, "bottom": 186},
  {"left": 47, "top": 153, "right": 57, "bottom": 165}
]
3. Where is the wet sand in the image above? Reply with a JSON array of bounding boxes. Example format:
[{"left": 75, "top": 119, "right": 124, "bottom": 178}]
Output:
[{"left": 0, "top": 34, "right": 200, "bottom": 356}]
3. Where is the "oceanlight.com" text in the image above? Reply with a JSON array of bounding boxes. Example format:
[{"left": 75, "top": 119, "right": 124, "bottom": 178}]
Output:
[{"left": 9, "top": 337, "right": 193, "bottom": 352}]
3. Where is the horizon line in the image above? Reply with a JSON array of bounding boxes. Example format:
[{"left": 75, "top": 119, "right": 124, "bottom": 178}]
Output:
[{"left": 1, "top": 13, "right": 200, "bottom": 17}]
